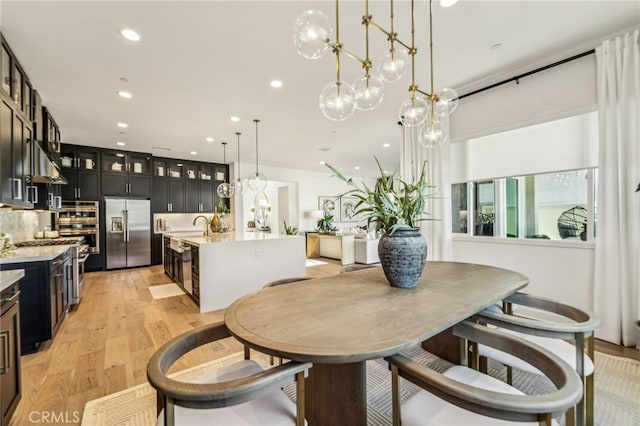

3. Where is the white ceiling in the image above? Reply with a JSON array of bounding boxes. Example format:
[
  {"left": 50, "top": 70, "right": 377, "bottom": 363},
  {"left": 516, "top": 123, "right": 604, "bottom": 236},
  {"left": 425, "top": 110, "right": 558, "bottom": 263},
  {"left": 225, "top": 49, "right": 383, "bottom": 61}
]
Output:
[{"left": 1, "top": 1, "right": 638, "bottom": 178}]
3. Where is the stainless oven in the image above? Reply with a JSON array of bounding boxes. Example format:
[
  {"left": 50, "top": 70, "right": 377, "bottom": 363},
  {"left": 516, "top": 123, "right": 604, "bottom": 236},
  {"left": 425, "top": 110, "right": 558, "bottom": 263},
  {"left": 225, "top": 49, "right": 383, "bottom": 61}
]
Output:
[
  {"left": 69, "top": 243, "right": 89, "bottom": 305},
  {"left": 56, "top": 201, "right": 99, "bottom": 253}
]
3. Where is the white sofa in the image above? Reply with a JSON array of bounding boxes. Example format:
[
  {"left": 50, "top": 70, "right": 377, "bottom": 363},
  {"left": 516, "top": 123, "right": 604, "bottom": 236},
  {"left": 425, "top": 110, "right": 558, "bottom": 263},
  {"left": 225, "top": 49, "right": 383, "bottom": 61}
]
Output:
[{"left": 354, "top": 238, "right": 380, "bottom": 264}]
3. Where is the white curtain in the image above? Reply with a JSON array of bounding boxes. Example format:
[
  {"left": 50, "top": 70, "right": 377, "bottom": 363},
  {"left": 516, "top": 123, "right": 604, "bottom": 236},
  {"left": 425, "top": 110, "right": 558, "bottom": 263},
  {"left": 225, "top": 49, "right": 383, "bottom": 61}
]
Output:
[
  {"left": 401, "top": 124, "right": 453, "bottom": 261},
  {"left": 593, "top": 29, "right": 640, "bottom": 346}
]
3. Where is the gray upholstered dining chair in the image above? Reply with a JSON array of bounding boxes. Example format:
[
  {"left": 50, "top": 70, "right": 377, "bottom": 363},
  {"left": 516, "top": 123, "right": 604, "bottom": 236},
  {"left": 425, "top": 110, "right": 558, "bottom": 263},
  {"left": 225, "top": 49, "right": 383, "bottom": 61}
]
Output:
[
  {"left": 147, "top": 320, "right": 310, "bottom": 426},
  {"left": 476, "top": 292, "right": 600, "bottom": 426},
  {"left": 386, "top": 321, "right": 583, "bottom": 426}
]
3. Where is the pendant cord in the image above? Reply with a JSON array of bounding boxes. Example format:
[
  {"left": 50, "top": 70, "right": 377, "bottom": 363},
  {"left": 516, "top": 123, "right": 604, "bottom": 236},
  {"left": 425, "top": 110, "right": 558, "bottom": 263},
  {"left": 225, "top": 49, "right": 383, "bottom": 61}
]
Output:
[
  {"left": 236, "top": 132, "right": 241, "bottom": 179},
  {"left": 253, "top": 119, "right": 260, "bottom": 174},
  {"left": 222, "top": 142, "right": 228, "bottom": 183}
]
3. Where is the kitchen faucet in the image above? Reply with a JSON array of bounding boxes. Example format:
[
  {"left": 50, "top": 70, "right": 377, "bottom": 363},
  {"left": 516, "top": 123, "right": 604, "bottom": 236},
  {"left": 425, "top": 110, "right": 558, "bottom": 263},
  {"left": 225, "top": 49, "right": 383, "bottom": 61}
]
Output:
[{"left": 193, "top": 215, "right": 209, "bottom": 236}]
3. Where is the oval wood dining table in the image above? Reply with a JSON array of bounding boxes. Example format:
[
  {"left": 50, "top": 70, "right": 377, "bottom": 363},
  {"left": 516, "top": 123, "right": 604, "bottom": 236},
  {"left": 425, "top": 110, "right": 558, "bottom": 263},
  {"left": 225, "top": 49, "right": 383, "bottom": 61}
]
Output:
[{"left": 225, "top": 261, "right": 529, "bottom": 426}]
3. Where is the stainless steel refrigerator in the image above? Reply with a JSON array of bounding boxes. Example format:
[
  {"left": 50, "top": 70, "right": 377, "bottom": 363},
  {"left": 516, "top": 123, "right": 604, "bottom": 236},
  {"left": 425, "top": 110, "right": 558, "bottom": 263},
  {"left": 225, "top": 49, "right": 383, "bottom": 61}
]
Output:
[{"left": 105, "top": 198, "right": 151, "bottom": 269}]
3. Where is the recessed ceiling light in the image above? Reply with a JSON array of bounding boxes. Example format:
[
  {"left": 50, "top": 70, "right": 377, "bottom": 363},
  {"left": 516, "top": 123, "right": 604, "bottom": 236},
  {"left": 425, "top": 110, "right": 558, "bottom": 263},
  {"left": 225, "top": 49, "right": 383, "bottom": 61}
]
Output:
[
  {"left": 270, "top": 80, "right": 283, "bottom": 88},
  {"left": 190, "top": 151, "right": 198, "bottom": 155},
  {"left": 230, "top": 116, "right": 240, "bottom": 122},
  {"left": 440, "top": 0, "right": 458, "bottom": 7},
  {"left": 120, "top": 28, "right": 141, "bottom": 42},
  {"left": 118, "top": 90, "right": 133, "bottom": 99},
  {"left": 383, "top": 143, "right": 391, "bottom": 148},
  {"left": 117, "top": 122, "right": 128, "bottom": 128},
  {"left": 116, "top": 153, "right": 125, "bottom": 157},
  {"left": 206, "top": 137, "right": 214, "bottom": 142},
  {"left": 354, "top": 166, "right": 360, "bottom": 170},
  {"left": 319, "top": 161, "right": 326, "bottom": 165},
  {"left": 116, "top": 141, "right": 126, "bottom": 146},
  {"left": 176, "top": 163, "right": 183, "bottom": 167}
]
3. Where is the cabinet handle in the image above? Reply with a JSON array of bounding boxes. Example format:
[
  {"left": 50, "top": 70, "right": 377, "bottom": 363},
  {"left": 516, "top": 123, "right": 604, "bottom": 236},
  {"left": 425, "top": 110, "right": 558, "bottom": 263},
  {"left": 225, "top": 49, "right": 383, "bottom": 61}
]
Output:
[
  {"left": 55, "top": 196, "right": 62, "bottom": 209},
  {"left": 0, "top": 330, "right": 9, "bottom": 374},
  {"left": 12, "top": 178, "right": 22, "bottom": 200},
  {"left": 77, "top": 188, "right": 81, "bottom": 199}
]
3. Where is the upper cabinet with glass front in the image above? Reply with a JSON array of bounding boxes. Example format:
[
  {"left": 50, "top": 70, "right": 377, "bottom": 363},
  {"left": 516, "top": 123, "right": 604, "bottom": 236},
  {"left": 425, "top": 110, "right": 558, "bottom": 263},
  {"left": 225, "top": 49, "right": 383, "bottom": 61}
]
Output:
[{"left": 1, "top": 35, "right": 33, "bottom": 119}]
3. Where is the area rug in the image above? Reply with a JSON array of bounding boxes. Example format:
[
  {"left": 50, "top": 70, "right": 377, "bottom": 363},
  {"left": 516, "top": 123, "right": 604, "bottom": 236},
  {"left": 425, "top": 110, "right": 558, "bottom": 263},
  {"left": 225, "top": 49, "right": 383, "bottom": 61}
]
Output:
[
  {"left": 305, "top": 258, "right": 328, "bottom": 267},
  {"left": 148, "top": 283, "right": 185, "bottom": 299},
  {"left": 82, "top": 349, "right": 640, "bottom": 426}
]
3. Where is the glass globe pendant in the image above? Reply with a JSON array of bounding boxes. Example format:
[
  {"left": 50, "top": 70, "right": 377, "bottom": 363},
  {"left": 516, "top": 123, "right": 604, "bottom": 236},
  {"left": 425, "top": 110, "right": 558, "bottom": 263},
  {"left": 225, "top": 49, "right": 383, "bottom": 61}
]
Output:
[
  {"left": 319, "top": 81, "right": 356, "bottom": 121},
  {"left": 398, "top": 95, "right": 429, "bottom": 127},
  {"left": 434, "top": 87, "right": 459, "bottom": 116},
  {"left": 247, "top": 119, "right": 268, "bottom": 192},
  {"left": 353, "top": 74, "right": 384, "bottom": 111},
  {"left": 377, "top": 48, "right": 410, "bottom": 83},
  {"left": 233, "top": 132, "right": 247, "bottom": 196},
  {"left": 418, "top": 110, "right": 449, "bottom": 148},
  {"left": 216, "top": 142, "right": 234, "bottom": 198},
  {"left": 293, "top": 9, "right": 333, "bottom": 60}
]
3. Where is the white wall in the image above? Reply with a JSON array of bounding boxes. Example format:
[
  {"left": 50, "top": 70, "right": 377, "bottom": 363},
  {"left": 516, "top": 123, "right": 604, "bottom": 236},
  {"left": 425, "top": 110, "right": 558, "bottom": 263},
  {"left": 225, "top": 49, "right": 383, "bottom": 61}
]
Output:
[
  {"left": 231, "top": 162, "right": 376, "bottom": 233},
  {"left": 453, "top": 237, "right": 595, "bottom": 312},
  {"left": 449, "top": 50, "right": 600, "bottom": 312}
]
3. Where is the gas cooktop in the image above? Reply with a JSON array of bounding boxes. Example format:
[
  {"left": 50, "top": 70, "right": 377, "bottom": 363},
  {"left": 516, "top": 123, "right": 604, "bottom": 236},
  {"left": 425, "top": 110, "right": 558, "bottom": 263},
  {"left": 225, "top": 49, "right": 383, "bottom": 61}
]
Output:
[{"left": 15, "top": 238, "right": 84, "bottom": 247}]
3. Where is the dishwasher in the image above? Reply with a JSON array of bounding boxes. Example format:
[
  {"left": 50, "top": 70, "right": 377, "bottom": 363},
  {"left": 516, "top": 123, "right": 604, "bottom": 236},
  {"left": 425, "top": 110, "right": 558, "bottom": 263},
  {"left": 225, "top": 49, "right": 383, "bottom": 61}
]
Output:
[{"left": 170, "top": 238, "right": 192, "bottom": 293}]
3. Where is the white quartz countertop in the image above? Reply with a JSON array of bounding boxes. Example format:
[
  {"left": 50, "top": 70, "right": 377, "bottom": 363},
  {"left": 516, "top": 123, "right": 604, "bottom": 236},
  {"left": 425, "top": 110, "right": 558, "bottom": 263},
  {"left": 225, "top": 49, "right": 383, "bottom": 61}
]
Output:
[
  {"left": 167, "top": 231, "right": 299, "bottom": 246},
  {"left": 0, "top": 245, "right": 72, "bottom": 264},
  {"left": 0, "top": 269, "right": 25, "bottom": 293}
]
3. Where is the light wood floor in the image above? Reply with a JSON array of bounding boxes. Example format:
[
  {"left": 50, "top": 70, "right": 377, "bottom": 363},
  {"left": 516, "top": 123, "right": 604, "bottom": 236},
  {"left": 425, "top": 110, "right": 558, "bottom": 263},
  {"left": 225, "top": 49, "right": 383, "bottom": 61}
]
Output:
[
  {"left": 9, "top": 259, "right": 639, "bottom": 425},
  {"left": 10, "top": 259, "right": 344, "bottom": 425}
]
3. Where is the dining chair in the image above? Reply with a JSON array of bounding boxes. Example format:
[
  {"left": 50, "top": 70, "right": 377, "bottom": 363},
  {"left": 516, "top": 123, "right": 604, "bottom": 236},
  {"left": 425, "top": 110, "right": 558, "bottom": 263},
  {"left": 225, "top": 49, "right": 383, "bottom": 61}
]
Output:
[
  {"left": 147, "top": 320, "right": 311, "bottom": 426},
  {"left": 386, "top": 321, "right": 583, "bottom": 426},
  {"left": 476, "top": 292, "right": 600, "bottom": 426}
]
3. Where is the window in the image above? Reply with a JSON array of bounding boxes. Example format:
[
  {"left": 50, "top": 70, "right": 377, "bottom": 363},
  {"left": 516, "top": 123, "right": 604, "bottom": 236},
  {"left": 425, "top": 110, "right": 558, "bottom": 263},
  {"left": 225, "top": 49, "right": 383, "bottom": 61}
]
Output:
[
  {"left": 452, "top": 168, "right": 595, "bottom": 241},
  {"left": 474, "top": 181, "right": 494, "bottom": 236},
  {"left": 451, "top": 183, "right": 468, "bottom": 233}
]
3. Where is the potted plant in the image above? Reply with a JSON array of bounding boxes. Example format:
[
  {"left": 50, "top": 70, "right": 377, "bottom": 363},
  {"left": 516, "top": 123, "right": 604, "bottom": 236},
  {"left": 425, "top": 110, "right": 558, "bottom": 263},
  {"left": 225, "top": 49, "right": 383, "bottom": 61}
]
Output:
[
  {"left": 326, "top": 157, "right": 433, "bottom": 288},
  {"left": 316, "top": 213, "right": 335, "bottom": 234},
  {"left": 283, "top": 220, "right": 298, "bottom": 235}
]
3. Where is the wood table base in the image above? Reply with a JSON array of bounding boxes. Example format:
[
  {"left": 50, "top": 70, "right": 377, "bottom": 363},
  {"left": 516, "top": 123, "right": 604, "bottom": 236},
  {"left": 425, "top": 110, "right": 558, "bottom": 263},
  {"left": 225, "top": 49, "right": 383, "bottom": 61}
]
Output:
[{"left": 305, "top": 362, "right": 367, "bottom": 426}]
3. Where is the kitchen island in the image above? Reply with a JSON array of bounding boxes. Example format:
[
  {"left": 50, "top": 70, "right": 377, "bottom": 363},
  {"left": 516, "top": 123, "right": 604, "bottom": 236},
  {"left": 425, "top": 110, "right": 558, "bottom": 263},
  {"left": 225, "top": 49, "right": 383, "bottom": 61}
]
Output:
[{"left": 165, "top": 231, "right": 305, "bottom": 313}]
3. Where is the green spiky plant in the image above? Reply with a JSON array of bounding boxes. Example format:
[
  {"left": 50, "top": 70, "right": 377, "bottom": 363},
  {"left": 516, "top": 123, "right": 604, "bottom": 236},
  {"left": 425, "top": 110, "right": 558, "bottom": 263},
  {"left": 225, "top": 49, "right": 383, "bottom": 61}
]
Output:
[
  {"left": 326, "top": 157, "right": 434, "bottom": 234},
  {"left": 316, "top": 213, "right": 334, "bottom": 233},
  {"left": 283, "top": 220, "right": 298, "bottom": 235}
]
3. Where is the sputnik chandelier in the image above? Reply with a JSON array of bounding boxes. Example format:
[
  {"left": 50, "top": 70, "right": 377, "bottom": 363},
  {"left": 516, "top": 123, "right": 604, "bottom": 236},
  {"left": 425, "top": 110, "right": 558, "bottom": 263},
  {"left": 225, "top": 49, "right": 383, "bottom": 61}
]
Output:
[{"left": 293, "top": 0, "right": 458, "bottom": 146}]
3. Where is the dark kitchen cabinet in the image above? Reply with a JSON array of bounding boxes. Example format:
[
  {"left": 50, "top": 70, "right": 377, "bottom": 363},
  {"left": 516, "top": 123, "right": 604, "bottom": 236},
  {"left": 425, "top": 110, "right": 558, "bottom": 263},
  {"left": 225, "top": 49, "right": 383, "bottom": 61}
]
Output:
[
  {"left": 1, "top": 96, "right": 33, "bottom": 208},
  {"left": 0, "top": 279, "right": 21, "bottom": 426},
  {"left": 191, "top": 244, "right": 200, "bottom": 302},
  {"left": 163, "top": 236, "right": 172, "bottom": 276},
  {"left": 0, "top": 255, "right": 68, "bottom": 354},
  {"left": 185, "top": 162, "right": 215, "bottom": 213},
  {"left": 42, "top": 107, "right": 61, "bottom": 157},
  {"left": 152, "top": 233, "right": 163, "bottom": 266},
  {"left": 59, "top": 144, "right": 101, "bottom": 201},
  {"left": 152, "top": 158, "right": 185, "bottom": 213},
  {"left": 101, "top": 150, "right": 152, "bottom": 197}
]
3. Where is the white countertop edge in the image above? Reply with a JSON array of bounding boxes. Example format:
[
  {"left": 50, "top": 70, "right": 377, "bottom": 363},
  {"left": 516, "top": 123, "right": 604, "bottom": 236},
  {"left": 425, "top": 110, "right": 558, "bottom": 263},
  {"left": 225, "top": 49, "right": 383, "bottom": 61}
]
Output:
[
  {"left": 1, "top": 269, "right": 25, "bottom": 293},
  {"left": 0, "top": 245, "right": 72, "bottom": 264}
]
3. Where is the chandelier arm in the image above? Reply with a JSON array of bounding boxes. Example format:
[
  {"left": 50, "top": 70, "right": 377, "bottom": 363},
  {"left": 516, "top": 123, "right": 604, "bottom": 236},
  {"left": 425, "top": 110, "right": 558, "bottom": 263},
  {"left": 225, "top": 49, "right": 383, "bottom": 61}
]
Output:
[
  {"left": 429, "top": 0, "right": 435, "bottom": 95},
  {"left": 370, "top": 19, "right": 412, "bottom": 52},
  {"left": 364, "top": 0, "right": 370, "bottom": 74},
  {"left": 410, "top": 0, "right": 416, "bottom": 90},
  {"left": 339, "top": 47, "right": 366, "bottom": 65}
]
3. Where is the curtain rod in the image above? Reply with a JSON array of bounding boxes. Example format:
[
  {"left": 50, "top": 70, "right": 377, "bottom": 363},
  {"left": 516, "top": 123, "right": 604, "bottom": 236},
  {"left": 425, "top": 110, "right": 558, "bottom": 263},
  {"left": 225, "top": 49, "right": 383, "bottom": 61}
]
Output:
[{"left": 459, "top": 49, "right": 595, "bottom": 100}]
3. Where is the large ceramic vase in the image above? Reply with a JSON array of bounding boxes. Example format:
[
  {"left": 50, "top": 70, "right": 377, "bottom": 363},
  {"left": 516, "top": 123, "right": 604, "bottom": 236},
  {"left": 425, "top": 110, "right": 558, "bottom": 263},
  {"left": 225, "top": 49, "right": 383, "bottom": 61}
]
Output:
[{"left": 378, "top": 227, "right": 428, "bottom": 288}]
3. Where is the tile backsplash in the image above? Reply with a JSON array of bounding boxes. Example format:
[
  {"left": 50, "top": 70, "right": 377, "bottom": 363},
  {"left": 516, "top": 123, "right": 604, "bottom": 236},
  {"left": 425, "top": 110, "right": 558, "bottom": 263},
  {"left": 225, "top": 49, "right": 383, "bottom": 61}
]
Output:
[{"left": 0, "top": 209, "right": 52, "bottom": 243}]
